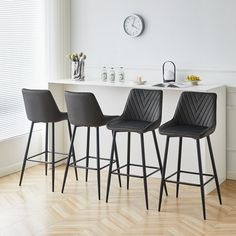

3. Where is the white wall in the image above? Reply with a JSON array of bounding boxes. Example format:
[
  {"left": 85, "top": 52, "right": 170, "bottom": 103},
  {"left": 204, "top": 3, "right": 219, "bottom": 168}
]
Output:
[
  {"left": 70, "top": 0, "right": 236, "bottom": 179},
  {"left": 71, "top": 0, "right": 236, "bottom": 83},
  {"left": 0, "top": 131, "right": 42, "bottom": 177}
]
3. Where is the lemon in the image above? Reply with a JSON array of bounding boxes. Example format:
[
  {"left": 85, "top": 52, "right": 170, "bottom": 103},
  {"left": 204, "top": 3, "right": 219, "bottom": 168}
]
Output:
[{"left": 186, "top": 75, "right": 200, "bottom": 81}]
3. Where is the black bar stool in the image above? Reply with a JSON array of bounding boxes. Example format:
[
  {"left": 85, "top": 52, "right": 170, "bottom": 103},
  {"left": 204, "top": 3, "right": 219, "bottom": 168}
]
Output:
[
  {"left": 158, "top": 91, "right": 222, "bottom": 220},
  {"left": 62, "top": 91, "right": 122, "bottom": 200},
  {"left": 19, "top": 89, "right": 78, "bottom": 192},
  {"left": 106, "top": 89, "right": 167, "bottom": 210}
]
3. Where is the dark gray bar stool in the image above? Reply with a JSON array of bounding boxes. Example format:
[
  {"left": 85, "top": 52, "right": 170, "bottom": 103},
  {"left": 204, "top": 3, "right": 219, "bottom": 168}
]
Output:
[
  {"left": 158, "top": 91, "right": 222, "bottom": 220},
  {"left": 62, "top": 91, "right": 121, "bottom": 200},
  {"left": 106, "top": 89, "right": 167, "bottom": 210},
  {"left": 19, "top": 88, "right": 78, "bottom": 192}
]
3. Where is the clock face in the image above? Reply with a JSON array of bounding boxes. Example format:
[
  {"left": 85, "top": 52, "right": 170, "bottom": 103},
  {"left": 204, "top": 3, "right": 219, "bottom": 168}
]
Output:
[{"left": 123, "top": 14, "right": 144, "bottom": 37}]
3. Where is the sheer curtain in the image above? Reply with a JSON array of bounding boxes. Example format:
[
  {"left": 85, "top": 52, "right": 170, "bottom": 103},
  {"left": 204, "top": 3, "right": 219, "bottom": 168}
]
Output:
[{"left": 0, "top": 0, "right": 45, "bottom": 140}]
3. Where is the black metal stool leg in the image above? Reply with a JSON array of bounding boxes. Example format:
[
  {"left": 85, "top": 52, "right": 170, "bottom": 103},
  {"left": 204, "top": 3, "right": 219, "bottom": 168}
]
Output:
[
  {"left": 113, "top": 131, "right": 122, "bottom": 188},
  {"left": 196, "top": 139, "right": 206, "bottom": 220},
  {"left": 52, "top": 123, "right": 55, "bottom": 192},
  {"left": 45, "top": 123, "right": 48, "bottom": 176},
  {"left": 67, "top": 120, "right": 78, "bottom": 181},
  {"left": 106, "top": 131, "right": 117, "bottom": 203},
  {"left": 19, "top": 122, "right": 34, "bottom": 186},
  {"left": 127, "top": 132, "right": 131, "bottom": 190},
  {"left": 62, "top": 126, "right": 77, "bottom": 193},
  {"left": 158, "top": 136, "right": 170, "bottom": 211},
  {"left": 140, "top": 134, "right": 149, "bottom": 210},
  {"left": 85, "top": 127, "right": 90, "bottom": 182},
  {"left": 176, "top": 137, "right": 182, "bottom": 198},
  {"left": 96, "top": 127, "right": 101, "bottom": 200},
  {"left": 207, "top": 136, "right": 222, "bottom": 204},
  {"left": 152, "top": 131, "right": 168, "bottom": 196}
]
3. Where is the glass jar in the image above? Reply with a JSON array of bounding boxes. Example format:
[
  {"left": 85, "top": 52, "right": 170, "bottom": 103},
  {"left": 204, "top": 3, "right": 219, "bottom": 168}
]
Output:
[
  {"left": 118, "top": 67, "right": 125, "bottom": 82},
  {"left": 101, "top": 66, "right": 107, "bottom": 82},
  {"left": 109, "top": 67, "right": 115, "bottom": 82}
]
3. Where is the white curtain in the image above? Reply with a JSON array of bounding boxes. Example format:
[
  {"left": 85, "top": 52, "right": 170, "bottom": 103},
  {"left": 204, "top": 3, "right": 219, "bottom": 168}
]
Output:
[
  {"left": 0, "top": 0, "right": 46, "bottom": 141},
  {"left": 45, "top": 0, "right": 71, "bottom": 81}
]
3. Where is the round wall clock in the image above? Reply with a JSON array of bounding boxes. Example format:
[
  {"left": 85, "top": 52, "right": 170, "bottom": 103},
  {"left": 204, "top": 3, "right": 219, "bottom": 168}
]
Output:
[{"left": 123, "top": 14, "right": 145, "bottom": 37}]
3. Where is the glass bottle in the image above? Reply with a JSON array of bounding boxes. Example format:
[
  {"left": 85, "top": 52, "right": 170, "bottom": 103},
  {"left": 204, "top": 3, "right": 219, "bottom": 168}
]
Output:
[
  {"left": 118, "top": 67, "right": 125, "bottom": 82},
  {"left": 109, "top": 67, "right": 115, "bottom": 82},
  {"left": 101, "top": 66, "right": 107, "bottom": 82}
]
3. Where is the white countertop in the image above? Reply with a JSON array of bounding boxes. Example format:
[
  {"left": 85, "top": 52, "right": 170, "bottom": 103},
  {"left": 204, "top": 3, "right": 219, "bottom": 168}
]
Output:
[{"left": 48, "top": 79, "right": 225, "bottom": 92}]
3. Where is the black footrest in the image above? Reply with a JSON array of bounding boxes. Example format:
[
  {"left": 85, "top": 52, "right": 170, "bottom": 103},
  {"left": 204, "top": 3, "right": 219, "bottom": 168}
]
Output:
[
  {"left": 112, "top": 163, "right": 160, "bottom": 179},
  {"left": 26, "top": 151, "right": 69, "bottom": 164},
  {"left": 69, "top": 155, "right": 116, "bottom": 171},
  {"left": 164, "top": 170, "right": 215, "bottom": 187}
]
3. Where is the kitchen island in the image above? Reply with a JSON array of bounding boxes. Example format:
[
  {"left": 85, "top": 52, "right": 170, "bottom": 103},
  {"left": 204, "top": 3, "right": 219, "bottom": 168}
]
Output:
[{"left": 48, "top": 79, "right": 226, "bottom": 193}]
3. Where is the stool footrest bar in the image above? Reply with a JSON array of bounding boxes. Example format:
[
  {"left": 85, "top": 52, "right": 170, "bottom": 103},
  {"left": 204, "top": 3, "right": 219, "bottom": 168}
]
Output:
[
  {"left": 111, "top": 163, "right": 160, "bottom": 179},
  {"left": 74, "top": 155, "right": 113, "bottom": 163},
  {"left": 26, "top": 151, "right": 71, "bottom": 164},
  {"left": 48, "top": 151, "right": 68, "bottom": 156},
  {"left": 69, "top": 155, "right": 116, "bottom": 170},
  {"left": 26, "top": 152, "right": 46, "bottom": 160},
  {"left": 164, "top": 170, "right": 215, "bottom": 187}
]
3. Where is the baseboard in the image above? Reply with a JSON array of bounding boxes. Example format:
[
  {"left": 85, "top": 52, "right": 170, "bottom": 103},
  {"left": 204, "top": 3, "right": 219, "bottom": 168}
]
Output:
[
  {"left": 0, "top": 159, "right": 66, "bottom": 178},
  {"left": 0, "top": 161, "right": 38, "bottom": 178},
  {"left": 227, "top": 171, "right": 236, "bottom": 180}
]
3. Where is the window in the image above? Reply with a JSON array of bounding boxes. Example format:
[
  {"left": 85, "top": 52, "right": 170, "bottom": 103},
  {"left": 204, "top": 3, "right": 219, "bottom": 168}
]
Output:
[{"left": 0, "top": 0, "right": 45, "bottom": 140}]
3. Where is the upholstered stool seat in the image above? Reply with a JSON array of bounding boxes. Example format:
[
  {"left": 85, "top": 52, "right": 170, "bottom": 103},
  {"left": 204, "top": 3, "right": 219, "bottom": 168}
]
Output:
[
  {"left": 103, "top": 115, "right": 118, "bottom": 125},
  {"left": 159, "top": 123, "right": 214, "bottom": 139},
  {"left": 107, "top": 119, "right": 155, "bottom": 133}
]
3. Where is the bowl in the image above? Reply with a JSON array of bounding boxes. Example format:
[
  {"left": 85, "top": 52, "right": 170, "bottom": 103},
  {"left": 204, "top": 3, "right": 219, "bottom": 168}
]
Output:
[
  {"left": 190, "top": 81, "right": 199, "bottom": 86},
  {"left": 134, "top": 80, "right": 146, "bottom": 85}
]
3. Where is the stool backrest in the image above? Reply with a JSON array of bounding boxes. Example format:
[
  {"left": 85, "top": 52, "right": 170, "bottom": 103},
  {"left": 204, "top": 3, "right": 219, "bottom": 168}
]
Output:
[
  {"left": 22, "top": 88, "right": 62, "bottom": 123},
  {"left": 65, "top": 91, "right": 104, "bottom": 127},
  {"left": 174, "top": 92, "right": 217, "bottom": 128},
  {"left": 122, "top": 89, "right": 163, "bottom": 125}
]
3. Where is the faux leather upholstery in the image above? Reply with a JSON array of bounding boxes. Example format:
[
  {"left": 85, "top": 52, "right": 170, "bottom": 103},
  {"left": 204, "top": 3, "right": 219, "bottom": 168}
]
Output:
[
  {"left": 22, "top": 88, "right": 68, "bottom": 123},
  {"left": 159, "top": 92, "right": 217, "bottom": 139},
  {"left": 107, "top": 89, "right": 163, "bottom": 133},
  {"left": 64, "top": 91, "right": 117, "bottom": 127}
]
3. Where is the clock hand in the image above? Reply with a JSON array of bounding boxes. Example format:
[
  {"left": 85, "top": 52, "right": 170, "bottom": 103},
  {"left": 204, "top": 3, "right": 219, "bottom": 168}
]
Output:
[{"left": 132, "top": 17, "right": 135, "bottom": 25}]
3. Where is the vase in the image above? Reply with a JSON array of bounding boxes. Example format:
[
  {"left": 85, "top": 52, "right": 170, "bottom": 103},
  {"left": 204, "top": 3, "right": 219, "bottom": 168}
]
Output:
[{"left": 71, "top": 61, "right": 79, "bottom": 80}]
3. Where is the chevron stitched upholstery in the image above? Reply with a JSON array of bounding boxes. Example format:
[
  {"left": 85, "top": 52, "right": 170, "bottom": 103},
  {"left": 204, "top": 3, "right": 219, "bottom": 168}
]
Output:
[
  {"left": 159, "top": 92, "right": 217, "bottom": 139},
  {"left": 107, "top": 89, "right": 163, "bottom": 133}
]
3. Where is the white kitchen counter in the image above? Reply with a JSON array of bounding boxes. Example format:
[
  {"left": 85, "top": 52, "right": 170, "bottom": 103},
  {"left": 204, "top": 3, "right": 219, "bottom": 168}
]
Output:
[
  {"left": 49, "top": 79, "right": 223, "bottom": 91},
  {"left": 48, "top": 79, "right": 226, "bottom": 193}
]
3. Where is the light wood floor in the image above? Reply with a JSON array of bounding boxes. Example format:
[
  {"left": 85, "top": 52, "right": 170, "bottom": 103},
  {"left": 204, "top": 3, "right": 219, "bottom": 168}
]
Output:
[{"left": 0, "top": 165, "right": 236, "bottom": 236}]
